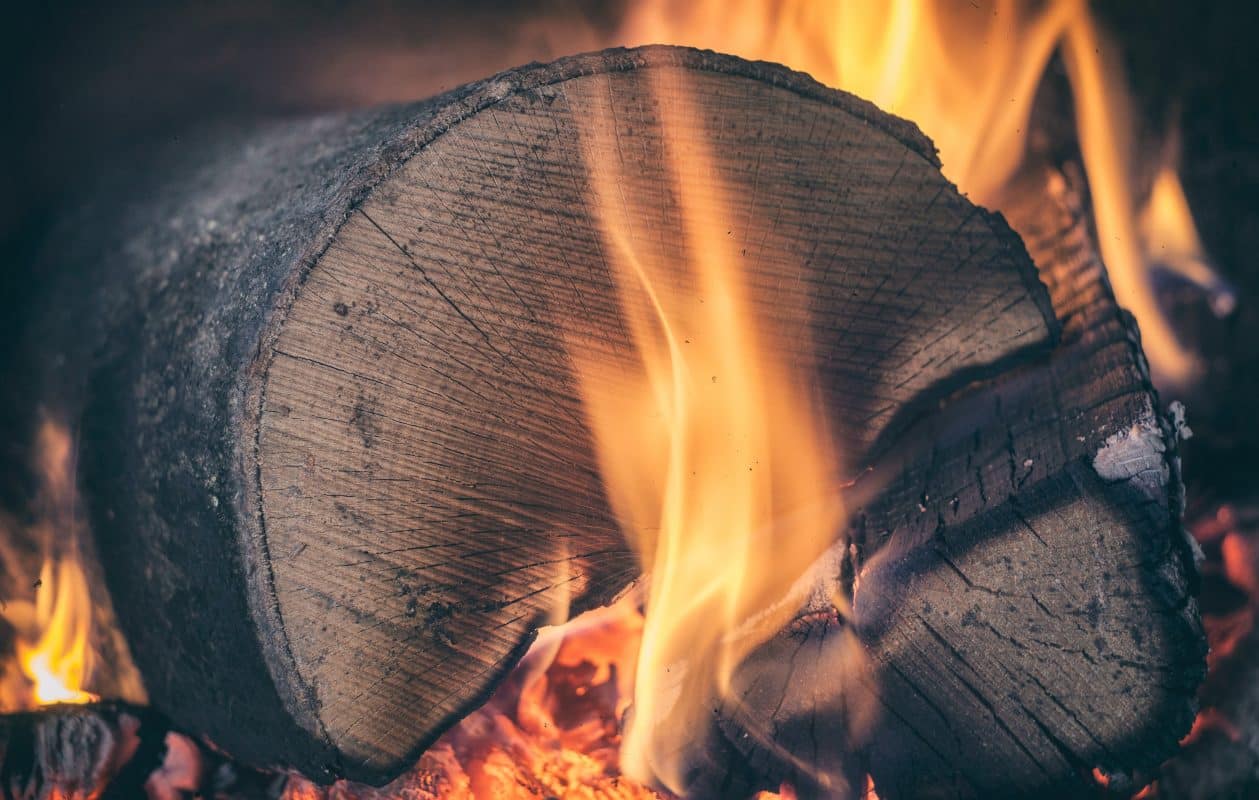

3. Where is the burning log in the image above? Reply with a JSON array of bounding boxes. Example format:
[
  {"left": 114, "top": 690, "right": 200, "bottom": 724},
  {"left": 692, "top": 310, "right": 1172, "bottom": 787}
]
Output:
[
  {"left": 0, "top": 702, "right": 287, "bottom": 799},
  {"left": 0, "top": 702, "right": 168, "bottom": 799},
  {"left": 21, "top": 44, "right": 1204, "bottom": 793},
  {"left": 704, "top": 170, "right": 1208, "bottom": 799}
]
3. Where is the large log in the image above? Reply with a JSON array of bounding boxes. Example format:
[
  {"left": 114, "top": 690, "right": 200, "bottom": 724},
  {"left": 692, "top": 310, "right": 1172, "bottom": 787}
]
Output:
[{"left": 21, "top": 45, "right": 1202, "bottom": 789}]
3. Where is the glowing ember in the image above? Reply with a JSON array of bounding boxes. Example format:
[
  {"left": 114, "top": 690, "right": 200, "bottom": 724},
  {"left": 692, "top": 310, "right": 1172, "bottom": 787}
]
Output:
[{"left": 283, "top": 598, "right": 662, "bottom": 799}]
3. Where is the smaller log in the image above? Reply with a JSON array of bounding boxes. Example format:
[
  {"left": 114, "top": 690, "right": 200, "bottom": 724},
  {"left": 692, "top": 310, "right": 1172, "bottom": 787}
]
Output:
[
  {"left": 0, "top": 703, "right": 152, "bottom": 800},
  {"left": 0, "top": 704, "right": 286, "bottom": 800}
]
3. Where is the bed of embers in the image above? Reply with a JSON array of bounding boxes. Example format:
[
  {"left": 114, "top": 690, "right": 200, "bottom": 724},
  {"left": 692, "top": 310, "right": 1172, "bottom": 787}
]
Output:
[{"left": 2, "top": 488, "right": 1258, "bottom": 800}]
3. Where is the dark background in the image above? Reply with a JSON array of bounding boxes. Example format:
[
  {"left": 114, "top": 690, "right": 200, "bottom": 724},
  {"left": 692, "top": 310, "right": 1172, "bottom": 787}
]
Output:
[{"left": 0, "top": 0, "right": 1255, "bottom": 513}]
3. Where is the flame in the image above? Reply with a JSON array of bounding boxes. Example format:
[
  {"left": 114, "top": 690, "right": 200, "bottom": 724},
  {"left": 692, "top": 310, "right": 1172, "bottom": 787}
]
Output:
[
  {"left": 567, "top": 69, "right": 847, "bottom": 793},
  {"left": 0, "top": 421, "right": 104, "bottom": 708},
  {"left": 1057, "top": 11, "right": 1206, "bottom": 387},
  {"left": 607, "top": 0, "right": 1224, "bottom": 389},
  {"left": 16, "top": 558, "right": 96, "bottom": 705},
  {"left": 1140, "top": 160, "right": 1236, "bottom": 317},
  {"left": 621, "top": 0, "right": 1064, "bottom": 206}
]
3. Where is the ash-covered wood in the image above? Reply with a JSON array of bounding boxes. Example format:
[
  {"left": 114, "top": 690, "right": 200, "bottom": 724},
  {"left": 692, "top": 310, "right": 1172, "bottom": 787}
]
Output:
[
  {"left": 0, "top": 703, "right": 137, "bottom": 799},
  {"left": 0, "top": 703, "right": 288, "bottom": 800},
  {"left": 0, "top": 703, "right": 166, "bottom": 800}
]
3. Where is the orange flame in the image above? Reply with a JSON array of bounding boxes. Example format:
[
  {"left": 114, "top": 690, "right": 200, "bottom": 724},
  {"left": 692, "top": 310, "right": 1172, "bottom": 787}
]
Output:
[
  {"left": 0, "top": 420, "right": 118, "bottom": 709},
  {"left": 568, "top": 68, "right": 847, "bottom": 793},
  {"left": 607, "top": 0, "right": 1224, "bottom": 389}
]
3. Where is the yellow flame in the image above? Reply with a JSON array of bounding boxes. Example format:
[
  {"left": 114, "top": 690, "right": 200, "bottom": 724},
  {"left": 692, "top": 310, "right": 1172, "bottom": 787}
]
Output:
[
  {"left": 611, "top": 0, "right": 1221, "bottom": 388},
  {"left": 0, "top": 421, "right": 99, "bottom": 708},
  {"left": 18, "top": 559, "right": 97, "bottom": 705},
  {"left": 569, "top": 69, "right": 846, "bottom": 793}
]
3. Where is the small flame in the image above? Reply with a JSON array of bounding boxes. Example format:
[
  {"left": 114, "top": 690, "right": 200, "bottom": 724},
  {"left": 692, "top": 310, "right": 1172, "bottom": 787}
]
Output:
[
  {"left": 1057, "top": 10, "right": 1206, "bottom": 386},
  {"left": 17, "top": 559, "right": 96, "bottom": 705},
  {"left": 0, "top": 420, "right": 104, "bottom": 709},
  {"left": 568, "top": 69, "right": 847, "bottom": 793}
]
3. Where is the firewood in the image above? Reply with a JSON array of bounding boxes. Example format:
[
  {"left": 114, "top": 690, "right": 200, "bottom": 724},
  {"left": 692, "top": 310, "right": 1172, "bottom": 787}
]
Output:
[
  {"left": 0, "top": 702, "right": 154, "bottom": 799},
  {"left": 0, "top": 703, "right": 287, "bottom": 800},
  {"left": 702, "top": 170, "right": 1207, "bottom": 799},
  {"left": 22, "top": 45, "right": 1202, "bottom": 790}
]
